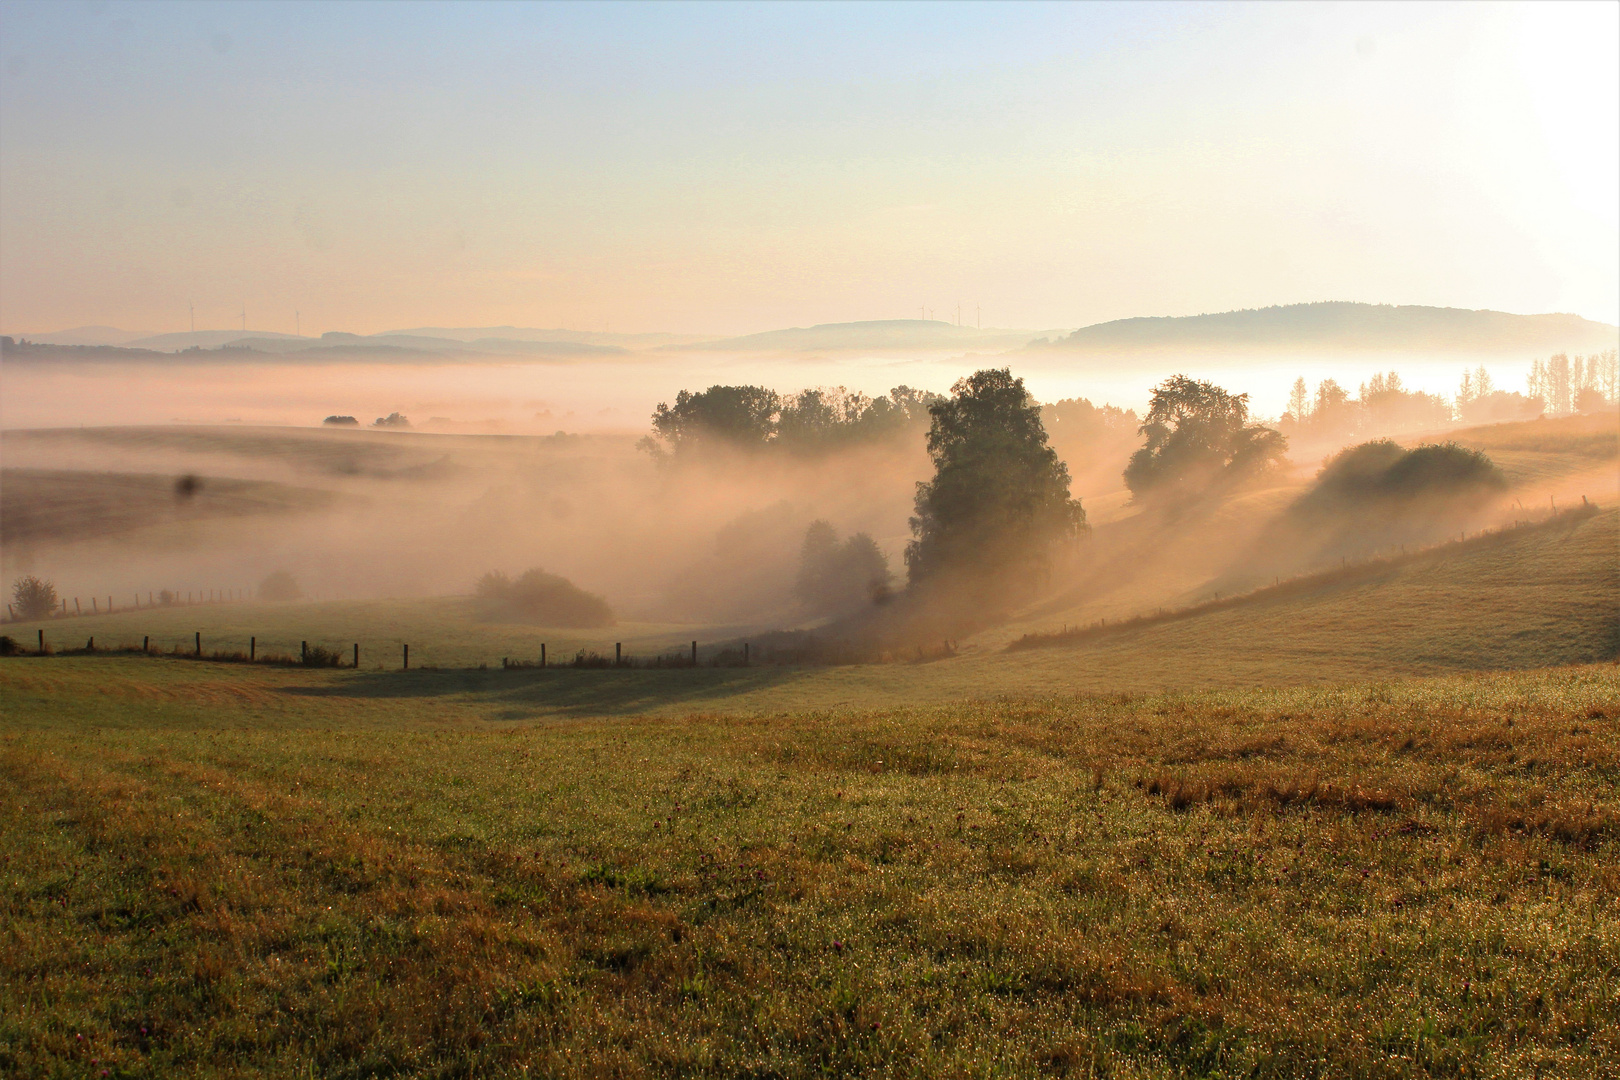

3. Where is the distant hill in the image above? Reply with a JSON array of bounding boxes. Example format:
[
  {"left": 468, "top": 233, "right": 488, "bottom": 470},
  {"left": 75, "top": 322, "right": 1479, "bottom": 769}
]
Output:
[
  {"left": 17, "top": 326, "right": 153, "bottom": 347},
  {"left": 125, "top": 330, "right": 309, "bottom": 351},
  {"left": 242, "top": 333, "right": 628, "bottom": 359},
  {"left": 0, "top": 332, "right": 628, "bottom": 363},
  {"left": 665, "top": 319, "right": 1067, "bottom": 353},
  {"left": 1033, "top": 303, "right": 1619, "bottom": 356},
  {"left": 383, "top": 327, "right": 713, "bottom": 349}
]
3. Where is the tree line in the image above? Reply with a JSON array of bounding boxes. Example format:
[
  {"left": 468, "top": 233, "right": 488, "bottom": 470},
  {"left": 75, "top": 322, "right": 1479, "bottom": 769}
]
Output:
[
  {"left": 1282, "top": 349, "right": 1618, "bottom": 439},
  {"left": 637, "top": 385, "right": 943, "bottom": 459}
]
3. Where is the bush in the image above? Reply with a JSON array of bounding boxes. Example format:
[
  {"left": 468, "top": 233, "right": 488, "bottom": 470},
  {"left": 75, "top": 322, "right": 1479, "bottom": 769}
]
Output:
[
  {"left": 475, "top": 568, "right": 615, "bottom": 627},
  {"left": 11, "top": 576, "right": 58, "bottom": 620},
  {"left": 258, "top": 571, "right": 303, "bottom": 601},
  {"left": 1293, "top": 440, "right": 1506, "bottom": 518},
  {"left": 0, "top": 635, "right": 21, "bottom": 656},
  {"left": 301, "top": 644, "right": 344, "bottom": 667},
  {"left": 373, "top": 412, "right": 411, "bottom": 428},
  {"left": 323, "top": 415, "right": 359, "bottom": 426}
]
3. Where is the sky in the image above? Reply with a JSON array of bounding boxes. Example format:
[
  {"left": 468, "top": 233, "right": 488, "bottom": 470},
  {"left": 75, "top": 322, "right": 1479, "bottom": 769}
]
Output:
[{"left": 1, "top": 0, "right": 1616, "bottom": 337}]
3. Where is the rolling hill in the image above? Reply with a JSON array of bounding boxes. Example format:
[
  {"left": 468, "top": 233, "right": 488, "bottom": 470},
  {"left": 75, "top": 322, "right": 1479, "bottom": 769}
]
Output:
[
  {"left": 661, "top": 319, "right": 1067, "bottom": 354},
  {"left": 1029, "top": 302, "right": 1619, "bottom": 357}
]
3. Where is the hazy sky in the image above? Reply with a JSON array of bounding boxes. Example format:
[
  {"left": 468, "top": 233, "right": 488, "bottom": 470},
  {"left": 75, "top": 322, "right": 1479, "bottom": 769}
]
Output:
[{"left": 1, "top": 0, "right": 1615, "bottom": 336}]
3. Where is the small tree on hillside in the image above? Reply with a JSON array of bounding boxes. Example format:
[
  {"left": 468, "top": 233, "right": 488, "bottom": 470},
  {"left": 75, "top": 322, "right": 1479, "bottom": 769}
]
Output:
[
  {"left": 906, "top": 369, "right": 1085, "bottom": 595},
  {"left": 794, "top": 521, "right": 891, "bottom": 615},
  {"left": 1124, "top": 375, "right": 1287, "bottom": 497},
  {"left": 11, "top": 576, "right": 58, "bottom": 620}
]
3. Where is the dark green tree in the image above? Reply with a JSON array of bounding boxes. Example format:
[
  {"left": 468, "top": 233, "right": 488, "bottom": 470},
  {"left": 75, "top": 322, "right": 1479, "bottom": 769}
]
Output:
[
  {"left": 1123, "top": 375, "right": 1287, "bottom": 496},
  {"left": 906, "top": 369, "right": 1085, "bottom": 593},
  {"left": 11, "top": 575, "right": 58, "bottom": 620},
  {"left": 640, "top": 385, "right": 781, "bottom": 458}
]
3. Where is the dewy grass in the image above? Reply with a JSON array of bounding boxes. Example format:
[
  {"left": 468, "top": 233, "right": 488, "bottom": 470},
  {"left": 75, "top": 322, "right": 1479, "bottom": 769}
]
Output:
[{"left": 1, "top": 657, "right": 1616, "bottom": 1078}]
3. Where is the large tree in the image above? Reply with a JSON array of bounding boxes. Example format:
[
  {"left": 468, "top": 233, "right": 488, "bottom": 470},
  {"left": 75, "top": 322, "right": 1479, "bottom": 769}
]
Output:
[
  {"left": 1123, "top": 375, "right": 1287, "bottom": 497},
  {"left": 906, "top": 369, "right": 1085, "bottom": 593}
]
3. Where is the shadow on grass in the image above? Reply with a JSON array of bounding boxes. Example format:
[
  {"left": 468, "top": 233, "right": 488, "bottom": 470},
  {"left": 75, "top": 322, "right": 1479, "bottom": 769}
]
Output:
[{"left": 275, "top": 665, "right": 826, "bottom": 720}]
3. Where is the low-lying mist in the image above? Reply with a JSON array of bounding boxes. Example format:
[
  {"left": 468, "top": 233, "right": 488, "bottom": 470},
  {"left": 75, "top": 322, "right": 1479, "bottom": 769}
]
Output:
[{"left": 3, "top": 349, "right": 1614, "bottom": 651}]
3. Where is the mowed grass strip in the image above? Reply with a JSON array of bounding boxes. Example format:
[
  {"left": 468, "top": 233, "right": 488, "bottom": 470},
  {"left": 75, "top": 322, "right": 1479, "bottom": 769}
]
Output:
[{"left": 1, "top": 660, "right": 1617, "bottom": 1078}]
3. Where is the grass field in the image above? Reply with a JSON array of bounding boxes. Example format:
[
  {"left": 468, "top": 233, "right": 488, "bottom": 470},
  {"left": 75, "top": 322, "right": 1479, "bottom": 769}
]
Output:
[
  {"left": 3, "top": 415, "right": 1616, "bottom": 1077},
  {"left": 2, "top": 655, "right": 1617, "bottom": 1078}
]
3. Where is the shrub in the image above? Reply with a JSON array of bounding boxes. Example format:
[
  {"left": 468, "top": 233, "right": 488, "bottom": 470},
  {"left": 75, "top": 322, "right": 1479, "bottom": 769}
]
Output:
[
  {"left": 11, "top": 575, "right": 58, "bottom": 620},
  {"left": 323, "top": 415, "right": 359, "bottom": 425},
  {"left": 301, "top": 644, "right": 343, "bottom": 667},
  {"left": 1295, "top": 440, "right": 1506, "bottom": 517},
  {"left": 475, "top": 568, "right": 615, "bottom": 627},
  {"left": 0, "top": 635, "right": 21, "bottom": 656},
  {"left": 258, "top": 571, "right": 303, "bottom": 601}
]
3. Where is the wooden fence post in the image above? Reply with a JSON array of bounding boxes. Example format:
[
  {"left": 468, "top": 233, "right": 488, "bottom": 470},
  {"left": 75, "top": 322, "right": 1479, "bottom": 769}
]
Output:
[
  {"left": 616, "top": 642, "right": 622, "bottom": 665},
  {"left": 250, "top": 636, "right": 255, "bottom": 661},
  {"left": 195, "top": 631, "right": 202, "bottom": 657},
  {"left": 144, "top": 636, "right": 149, "bottom": 653},
  {"left": 108, "top": 596, "right": 113, "bottom": 613},
  {"left": 692, "top": 640, "right": 697, "bottom": 665},
  {"left": 38, "top": 629, "right": 45, "bottom": 653},
  {"left": 301, "top": 641, "right": 308, "bottom": 664},
  {"left": 353, "top": 643, "right": 359, "bottom": 669},
  {"left": 92, "top": 598, "right": 97, "bottom": 613},
  {"left": 87, "top": 637, "right": 94, "bottom": 651},
  {"left": 403, "top": 643, "right": 409, "bottom": 670},
  {"left": 540, "top": 643, "right": 546, "bottom": 668},
  {"left": 75, "top": 598, "right": 81, "bottom": 615}
]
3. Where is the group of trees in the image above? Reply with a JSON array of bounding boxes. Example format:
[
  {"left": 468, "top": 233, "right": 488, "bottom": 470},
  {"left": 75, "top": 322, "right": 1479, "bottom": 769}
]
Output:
[
  {"left": 1039, "top": 397, "right": 1139, "bottom": 481},
  {"left": 639, "top": 385, "right": 942, "bottom": 459},
  {"left": 1528, "top": 350, "right": 1618, "bottom": 416},
  {"left": 650, "top": 370, "right": 1288, "bottom": 616},
  {"left": 1283, "top": 349, "right": 1619, "bottom": 439},
  {"left": 1282, "top": 372, "right": 1452, "bottom": 439},
  {"left": 1454, "top": 366, "right": 1542, "bottom": 425}
]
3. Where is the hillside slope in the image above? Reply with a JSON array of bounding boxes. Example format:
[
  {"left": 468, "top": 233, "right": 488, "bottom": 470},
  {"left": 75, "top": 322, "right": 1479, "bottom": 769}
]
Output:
[{"left": 7, "top": 508, "right": 1611, "bottom": 717}]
